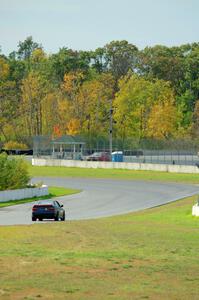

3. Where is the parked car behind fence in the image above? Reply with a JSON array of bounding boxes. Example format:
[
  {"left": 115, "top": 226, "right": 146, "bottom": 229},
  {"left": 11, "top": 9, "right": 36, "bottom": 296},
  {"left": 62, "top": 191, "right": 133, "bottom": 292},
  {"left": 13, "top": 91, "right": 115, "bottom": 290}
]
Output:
[{"left": 86, "top": 152, "right": 111, "bottom": 161}]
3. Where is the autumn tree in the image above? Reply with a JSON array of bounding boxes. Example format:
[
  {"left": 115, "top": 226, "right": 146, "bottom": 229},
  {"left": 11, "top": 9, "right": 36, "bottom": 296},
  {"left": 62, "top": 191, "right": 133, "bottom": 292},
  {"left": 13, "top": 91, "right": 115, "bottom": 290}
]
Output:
[
  {"left": 42, "top": 91, "right": 61, "bottom": 135},
  {"left": 0, "top": 57, "right": 9, "bottom": 79},
  {"left": 62, "top": 70, "right": 85, "bottom": 118},
  {"left": 66, "top": 118, "right": 81, "bottom": 135},
  {"left": 55, "top": 96, "right": 73, "bottom": 136},
  {"left": 78, "top": 73, "right": 114, "bottom": 137},
  {"left": 137, "top": 43, "right": 199, "bottom": 131},
  {"left": 147, "top": 100, "right": 177, "bottom": 139},
  {"left": 0, "top": 38, "right": 198, "bottom": 146},
  {"left": 21, "top": 71, "right": 48, "bottom": 136},
  {"left": 114, "top": 75, "right": 178, "bottom": 141},
  {"left": 60, "top": 72, "right": 114, "bottom": 138},
  {"left": 0, "top": 57, "right": 19, "bottom": 141}
]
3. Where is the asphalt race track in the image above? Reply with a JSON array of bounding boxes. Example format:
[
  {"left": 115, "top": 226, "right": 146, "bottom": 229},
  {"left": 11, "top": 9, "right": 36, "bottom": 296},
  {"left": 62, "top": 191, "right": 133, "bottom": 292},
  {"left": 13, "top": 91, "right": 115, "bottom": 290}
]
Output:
[{"left": 0, "top": 177, "right": 198, "bottom": 225}]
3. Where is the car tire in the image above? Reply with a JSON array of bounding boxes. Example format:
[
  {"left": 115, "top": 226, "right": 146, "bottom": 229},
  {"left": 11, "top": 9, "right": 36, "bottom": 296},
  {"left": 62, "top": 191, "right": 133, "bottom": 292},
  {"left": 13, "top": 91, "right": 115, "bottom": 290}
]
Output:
[
  {"left": 55, "top": 214, "right": 59, "bottom": 221},
  {"left": 39, "top": 218, "right": 43, "bottom": 221},
  {"left": 32, "top": 217, "right": 36, "bottom": 221},
  {"left": 61, "top": 212, "right": 65, "bottom": 221}
]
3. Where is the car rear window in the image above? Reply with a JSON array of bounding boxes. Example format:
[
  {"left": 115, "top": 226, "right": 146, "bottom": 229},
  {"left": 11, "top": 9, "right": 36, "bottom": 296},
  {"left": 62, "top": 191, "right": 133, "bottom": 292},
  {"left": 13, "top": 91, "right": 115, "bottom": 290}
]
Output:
[
  {"left": 38, "top": 200, "right": 53, "bottom": 204},
  {"left": 35, "top": 205, "right": 53, "bottom": 208}
]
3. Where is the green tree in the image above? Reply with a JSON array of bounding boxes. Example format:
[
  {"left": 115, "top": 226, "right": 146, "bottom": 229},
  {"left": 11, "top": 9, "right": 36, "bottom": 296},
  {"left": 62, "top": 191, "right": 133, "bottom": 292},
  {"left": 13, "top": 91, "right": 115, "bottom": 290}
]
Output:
[
  {"left": 104, "top": 40, "right": 138, "bottom": 81},
  {"left": 176, "top": 43, "right": 199, "bottom": 128},
  {"left": 192, "top": 100, "right": 199, "bottom": 137},
  {"left": 90, "top": 47, "right": 106, "bottom": 74},
  {"left": 137, "top": 45, "right": 185, "bottom": 91},
  {"left": 17, "top": 36, "right": 41, "bottom": 61},
  {"left": 49, "top": 48, "right": 90, "bottom": 82},
  {"left": 0, "top": 153, "right": 30, "bottom": 191}
]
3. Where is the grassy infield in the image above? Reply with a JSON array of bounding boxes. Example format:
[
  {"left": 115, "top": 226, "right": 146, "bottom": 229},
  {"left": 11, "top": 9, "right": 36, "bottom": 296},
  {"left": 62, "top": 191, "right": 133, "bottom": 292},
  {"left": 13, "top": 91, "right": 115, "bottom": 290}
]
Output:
[
  {"left": 0, "top": 186, "right": 80, "bottom": 209},
  {"left": 0, "top": 166, "right": 199, "bottom": 300}
]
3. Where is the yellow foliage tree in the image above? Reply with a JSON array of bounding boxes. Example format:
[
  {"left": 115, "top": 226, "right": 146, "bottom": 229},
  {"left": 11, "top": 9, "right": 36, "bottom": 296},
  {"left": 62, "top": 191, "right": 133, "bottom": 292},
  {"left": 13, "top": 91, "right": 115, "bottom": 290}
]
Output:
[
  {"left": 114, "top": 74, "right": 178, "bottom": 140},
  {"left": 62, "top": 71, "right": 85, "bottom": 120},
  {"left": 0, "top": 57, "right": 9, "bottom": 80},
  {"left": 42, "top": 91, "right": 61, "bottom": 135},
  {"left": 66, "top": 118, "right": 80, "bottom": 135},
  {"left": 31, "top": 48, "right": 47, "bottom": 63},
  {"left": 147, "top": 100, "right": 177, "bottom": 139},
  {"left": 0, "top": 59, "right": 18, "bottom": 141},
  {"left": 77, "top": 73, "right": 114, "bottom": 135},
  {"left": 21, "top": 71, "right": 46, "bottom": 136},
  {"left": 62, "top": 71, "right": 84, "bottom": 97},
  {"left": 4, "top": 141, "right": 28, "bottom": 150},
  {"left": 61, "top": 72, "right": 114, "bottom": 137}
]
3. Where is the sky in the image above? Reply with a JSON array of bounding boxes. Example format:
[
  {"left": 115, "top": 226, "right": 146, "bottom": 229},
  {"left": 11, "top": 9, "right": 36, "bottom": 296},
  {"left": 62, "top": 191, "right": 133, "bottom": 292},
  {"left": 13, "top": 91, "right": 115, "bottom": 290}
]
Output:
[{"left": 0, "top": 0, "right": 199, "bottom": 55}]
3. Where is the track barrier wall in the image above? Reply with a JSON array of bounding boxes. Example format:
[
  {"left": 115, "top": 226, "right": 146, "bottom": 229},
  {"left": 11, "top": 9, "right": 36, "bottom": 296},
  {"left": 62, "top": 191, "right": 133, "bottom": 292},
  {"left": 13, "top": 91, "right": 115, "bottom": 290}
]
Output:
[
  {"left": 32, "top": 158, "right": 199, "bottom": 174},
  {"left": 0, "top": 185, "right": 49, "bottom": 202}
]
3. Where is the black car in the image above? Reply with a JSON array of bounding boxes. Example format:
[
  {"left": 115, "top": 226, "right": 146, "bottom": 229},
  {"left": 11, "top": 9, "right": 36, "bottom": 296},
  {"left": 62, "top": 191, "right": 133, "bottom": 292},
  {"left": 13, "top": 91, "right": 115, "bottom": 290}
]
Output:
[{"left": 32, "top": 200, "right": 65, "bottom": 221}]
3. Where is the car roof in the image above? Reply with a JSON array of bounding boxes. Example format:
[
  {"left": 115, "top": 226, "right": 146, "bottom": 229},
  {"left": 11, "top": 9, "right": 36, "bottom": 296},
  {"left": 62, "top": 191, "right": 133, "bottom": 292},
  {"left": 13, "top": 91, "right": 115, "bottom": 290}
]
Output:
[
  {"left": 91, "top": 152, "right": 108, "bottom": 155},
  {"left": 37, "top": 200, "right": 55, "bottom": 205},
  {"left": 91, "top": 152, "right": 101, "bottom": 155}
]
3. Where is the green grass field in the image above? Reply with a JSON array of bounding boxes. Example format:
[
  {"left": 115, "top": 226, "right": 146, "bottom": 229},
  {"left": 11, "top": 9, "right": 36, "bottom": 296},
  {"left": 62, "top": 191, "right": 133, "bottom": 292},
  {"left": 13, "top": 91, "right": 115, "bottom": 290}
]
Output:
[
  {"left": 0, "top": 186, "right": 80, "bottom": 208},
  {"left": 30, "top": 165, "right": 199, "bottom": 184},
  {"left": 0, "top": 166, "right": 199, "bottom": 299},
  {"left": 0, "top": 196, "right": 198, "bottom": 299}
]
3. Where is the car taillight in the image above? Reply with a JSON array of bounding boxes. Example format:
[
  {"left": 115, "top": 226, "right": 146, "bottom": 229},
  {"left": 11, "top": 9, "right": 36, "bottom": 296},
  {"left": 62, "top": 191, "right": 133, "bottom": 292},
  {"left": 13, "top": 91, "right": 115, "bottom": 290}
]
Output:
[
  {"left": 32, "top": 205, "right": 55, "bottom": 211},
  {"left": 48, "top": 207, "right": 55, "bottom": 211}
]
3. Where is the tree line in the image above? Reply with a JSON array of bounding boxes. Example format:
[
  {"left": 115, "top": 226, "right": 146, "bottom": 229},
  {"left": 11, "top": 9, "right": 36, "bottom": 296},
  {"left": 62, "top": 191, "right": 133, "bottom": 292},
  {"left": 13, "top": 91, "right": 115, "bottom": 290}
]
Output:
[{"left": 0, "top": 37, "right": 199, "bottom": 149}]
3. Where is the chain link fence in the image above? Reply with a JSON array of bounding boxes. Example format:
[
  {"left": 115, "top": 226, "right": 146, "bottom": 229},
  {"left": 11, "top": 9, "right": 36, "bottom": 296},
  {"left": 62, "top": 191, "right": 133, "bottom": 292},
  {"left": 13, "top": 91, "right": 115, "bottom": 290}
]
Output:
[{"left": 33, "top": 136, "right": 199, "bottom": 166}]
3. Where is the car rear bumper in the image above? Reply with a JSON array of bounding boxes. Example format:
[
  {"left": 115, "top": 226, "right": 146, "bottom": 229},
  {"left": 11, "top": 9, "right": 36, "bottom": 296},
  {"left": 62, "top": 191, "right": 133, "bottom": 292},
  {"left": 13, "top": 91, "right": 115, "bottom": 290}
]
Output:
[{"left": 32, "top": 212, "right": 56, "bottom": 219}]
